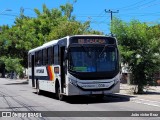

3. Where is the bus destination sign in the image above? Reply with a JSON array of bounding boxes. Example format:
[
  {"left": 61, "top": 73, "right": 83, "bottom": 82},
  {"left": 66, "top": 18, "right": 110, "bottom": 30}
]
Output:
[
  {"left": 70, "top": 37, "right": 115, "bottom": 44},
  {"left": 78, "top": 39, "right": 107, "bottom": 44}
]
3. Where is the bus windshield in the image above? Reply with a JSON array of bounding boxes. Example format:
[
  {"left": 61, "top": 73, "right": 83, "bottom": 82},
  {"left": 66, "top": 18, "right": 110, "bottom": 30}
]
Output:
[{"left": 68, "top": 45, "right": 118, "bottom": 73}]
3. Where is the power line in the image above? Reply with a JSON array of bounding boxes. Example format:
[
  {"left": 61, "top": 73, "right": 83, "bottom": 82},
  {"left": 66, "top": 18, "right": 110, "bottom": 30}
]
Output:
[
  {"left": 0, "top": 14, "right": 17, "bottom": 17},
  {"left": 79, "top": 20, "right": 110, "bottom": 24},
  {"left": 117, "top": 12, "right": 160, "bottom": 19},
  {"left": 121, "top": 0, "right": 157, "bottom": 11},
  {"left": 88, "top": 10, "right": 106, "bottom": 24},
  {"left": 140, "top": 1, "right": 160, "bottom": 9},
  {"left": 117, "top": 0, "right": 147, "bottom": 10},
  {"left": 76, "top": 15, "right": 107, "bottom": 18}
]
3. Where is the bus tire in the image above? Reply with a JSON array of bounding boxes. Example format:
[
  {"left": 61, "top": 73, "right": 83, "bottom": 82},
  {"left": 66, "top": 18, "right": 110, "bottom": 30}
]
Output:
[
  {"left": 36, "top": 80, "right": 41, "bottom": 95},
  {"left": 56, "top": 84, "right": 64, "bottom": 101},
  {"left": 58, "top": 87, "right": 65, "bottom": 101}
]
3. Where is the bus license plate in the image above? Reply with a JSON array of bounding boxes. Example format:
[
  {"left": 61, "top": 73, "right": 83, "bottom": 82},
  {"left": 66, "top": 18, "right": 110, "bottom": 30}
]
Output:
[{"left": 92, "top": 91, "right": 102, "bottom": 94}]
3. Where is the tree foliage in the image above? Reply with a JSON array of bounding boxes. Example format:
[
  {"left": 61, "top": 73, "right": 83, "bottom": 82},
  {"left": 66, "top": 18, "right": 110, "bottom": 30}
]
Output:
[
  {"left": 0, "top": 2, "right": 102, "bottom": 77},
  {"left": 111, "top": 18, "right": 160, "bottom": 93},
  {"left": 0, "top": 57, "right": 23, "bottom": 76}
]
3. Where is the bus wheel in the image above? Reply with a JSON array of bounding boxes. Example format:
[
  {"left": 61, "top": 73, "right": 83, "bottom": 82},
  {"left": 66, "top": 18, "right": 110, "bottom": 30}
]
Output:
[
  {"left": 36, "top": 80, "right": 41, "bottom": 95},
  {"left": 56, "top": 86, "right": 64, "bottom": 101}
]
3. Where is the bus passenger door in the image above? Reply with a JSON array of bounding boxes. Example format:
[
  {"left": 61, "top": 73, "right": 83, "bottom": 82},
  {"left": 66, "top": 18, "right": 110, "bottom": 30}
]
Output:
[
  {"left": 60, "top": 46, "right": 66, "bottom": 93},
  {"left": 31, "top": 55, "right": 35, "bottom": 87}
]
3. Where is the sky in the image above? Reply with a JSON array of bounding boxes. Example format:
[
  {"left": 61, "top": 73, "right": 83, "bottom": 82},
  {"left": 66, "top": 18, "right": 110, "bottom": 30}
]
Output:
[{"left": 0, "top": 0, "right": 160, "bottom": 35}]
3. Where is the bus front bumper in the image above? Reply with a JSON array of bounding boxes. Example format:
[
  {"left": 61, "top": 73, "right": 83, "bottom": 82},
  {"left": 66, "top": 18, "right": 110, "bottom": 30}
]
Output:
[{"left": 66, "top": 81, "right": 120, "bottom": 96}]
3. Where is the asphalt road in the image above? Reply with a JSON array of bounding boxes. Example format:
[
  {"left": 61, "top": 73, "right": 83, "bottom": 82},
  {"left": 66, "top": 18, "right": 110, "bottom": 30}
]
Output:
[{"left": 0, "top": 78, "right": 159, "bottom": 120}]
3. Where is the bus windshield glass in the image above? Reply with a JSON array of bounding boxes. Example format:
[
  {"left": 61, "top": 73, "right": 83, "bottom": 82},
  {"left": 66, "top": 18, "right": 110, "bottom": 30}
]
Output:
[{"left": 68, "top": 45, "right": 118, "bottom": 72}]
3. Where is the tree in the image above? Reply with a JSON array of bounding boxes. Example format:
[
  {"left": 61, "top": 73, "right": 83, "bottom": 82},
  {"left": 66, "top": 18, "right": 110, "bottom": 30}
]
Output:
[
  {"left": 60, "top": 0, "right": 77, "bottom": 20},
  {"left": 0, "top": 60, "right": 5, "bottom": 78},
  {"left": 0, "top": 57, "right": 23, "bottom": 79},
  {"left": 111, "top": 18, "right": 160, "bottom": 93},
  {"left": 0, "top": 2, "right": 103, "bottom": 75}
]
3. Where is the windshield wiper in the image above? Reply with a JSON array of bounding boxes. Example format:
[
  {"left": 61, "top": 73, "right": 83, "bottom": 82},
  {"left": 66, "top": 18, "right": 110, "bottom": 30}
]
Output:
[
  {"left": 98, "top": 45, "right": 107, "bottom": 57},
  {"left": 80, "top": 45, "right": 91, "bottom": 58}
]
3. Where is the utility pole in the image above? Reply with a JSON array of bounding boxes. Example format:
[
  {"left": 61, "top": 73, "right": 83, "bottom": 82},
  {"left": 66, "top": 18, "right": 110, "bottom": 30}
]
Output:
[{"left": 105, "top": 9, "right": 119, "bottom": 36}]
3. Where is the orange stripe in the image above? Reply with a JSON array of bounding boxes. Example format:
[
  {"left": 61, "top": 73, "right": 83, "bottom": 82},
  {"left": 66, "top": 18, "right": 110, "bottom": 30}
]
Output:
[
  {"left": 50, "top": 66, "right": 54, "bottom": 80},
  {"left": 48, "top": 66, "right": 54, "bottom": 80}
]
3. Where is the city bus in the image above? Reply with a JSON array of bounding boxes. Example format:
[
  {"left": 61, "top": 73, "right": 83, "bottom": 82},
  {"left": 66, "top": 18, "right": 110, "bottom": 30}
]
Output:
[{"left": 28, "top": 35, "right": 120, "bottom": 100}]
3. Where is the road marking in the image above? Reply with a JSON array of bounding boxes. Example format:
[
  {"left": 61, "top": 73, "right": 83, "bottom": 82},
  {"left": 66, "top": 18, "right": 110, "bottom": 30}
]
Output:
[{"left": 131, "top": 98, "right": 160, "bottom": 107}]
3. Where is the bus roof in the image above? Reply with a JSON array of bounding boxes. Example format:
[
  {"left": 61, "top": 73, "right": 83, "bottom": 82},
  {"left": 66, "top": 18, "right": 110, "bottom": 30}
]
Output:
[
  {"left": 28, "top": 36, "right": 68, "bottom": 53},
  {"left": 70, "top": 35, "right": 106, "bottom": 37},
  {"left": 28, "top": 35, "right": 109, "bottom": 53},
  {"left": 28, "top": 46, "right": 43, "bottom": 53},
  {"left": 28, "top": 40, "right": 59, "bottom": 53},
  {"left": 42, "top": 39, "right": 59, "bottom": 47}
]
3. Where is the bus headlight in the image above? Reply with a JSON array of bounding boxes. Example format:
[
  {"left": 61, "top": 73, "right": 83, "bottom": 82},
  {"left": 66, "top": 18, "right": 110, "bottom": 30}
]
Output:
[
  {"left": 69, "top": 78, "right": 77, "bottom": 86},
  {"left": 114, "top": 78, "right": 119, "bottom": 84}
]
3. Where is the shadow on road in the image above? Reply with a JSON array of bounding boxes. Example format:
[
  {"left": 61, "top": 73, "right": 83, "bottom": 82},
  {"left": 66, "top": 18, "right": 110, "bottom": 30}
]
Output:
[
  {"left": 64, "top": 94, "right": 136, "bottom": 104},
  {"left": 4, "top": 81, "right": 29, "bottom": 85},
  {"left": 141, "top": 91, "right": 160, "bottom": 95},
  {"left": 33, "top": 91, "right": 135, "bottom": 104}
]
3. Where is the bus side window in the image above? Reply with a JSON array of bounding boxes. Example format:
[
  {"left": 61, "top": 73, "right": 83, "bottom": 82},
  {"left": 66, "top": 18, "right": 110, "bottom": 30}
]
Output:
[
  {"left": 47, "top": 47, "right": 53, "bottom": 65},
  {"left": 52, "top": 46, "right": 54, "bottom": 64},
  {"left": 35, "top": 51, "right": 38, "bottom": 66},
  {"left": 35, "top": 50, "right": 42, "bottom": 66},
  {"left": 42, "top": 49, "right": 47, "bottom": 65},
  {"left": 54, "top": 45, "right": 59, "bottom": 65},
  {"left": 38, "top": 50, "right": 42, "bottom": 66}
]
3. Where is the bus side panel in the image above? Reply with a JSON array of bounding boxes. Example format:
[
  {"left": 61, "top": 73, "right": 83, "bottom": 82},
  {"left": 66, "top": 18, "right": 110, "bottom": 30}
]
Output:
[
  {"left": 33, "top": 65, "right": 61, "bottom": 93},
  {"left": 39, "top": 80, "right": 55, "bottom": 93}
]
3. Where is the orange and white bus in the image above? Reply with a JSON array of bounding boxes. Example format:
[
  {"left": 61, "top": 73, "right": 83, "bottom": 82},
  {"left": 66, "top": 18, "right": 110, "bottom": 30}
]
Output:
[{"left": 28, "top": 35, "right": 120, "bottom": 100}]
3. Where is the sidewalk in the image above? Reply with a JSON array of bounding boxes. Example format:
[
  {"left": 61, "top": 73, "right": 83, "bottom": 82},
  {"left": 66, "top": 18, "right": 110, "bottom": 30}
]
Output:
[
  {"left": 0, "top": 78, "right": 29, "bottom": 84},
  {"left": 118, "top": 83, "right": 160, "bottom": 102}
]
